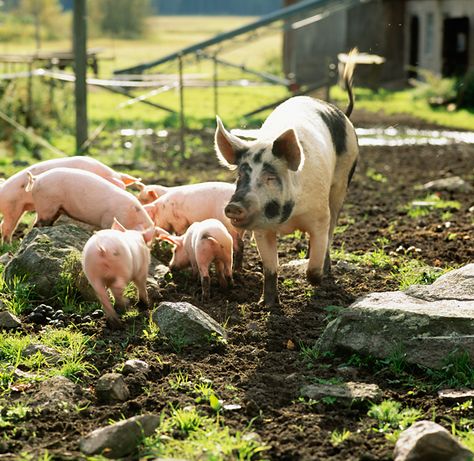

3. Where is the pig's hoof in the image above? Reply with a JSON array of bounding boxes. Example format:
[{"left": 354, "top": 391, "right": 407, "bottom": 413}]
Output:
[
  {"left": 258, "top": 295, "right": 280, "bottom": 308},
  {"left": 226, "top": 276, "right": 234, "bottom": 289},
  {"left": 107, "top": 316, "right": 123, "bottom": 330},
  {"left": 136, "top": 299, "right": 149, "bottom": 311},
  {"left": 306, "top": 268, "right": 323, "bottom": 285}
]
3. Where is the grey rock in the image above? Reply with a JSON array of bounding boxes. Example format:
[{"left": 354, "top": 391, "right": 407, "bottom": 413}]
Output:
[
  {"left": 281, "top": 259, "right": 308, "bottom": 276},
  {"left": 438, "top": 389, "right": 474, "bottom": 402},
  {"left": 319, "top": 265, "right": 474, "bottom": 369},
  {"left": 0, "top": 311, "right": 21, "bottom": 329},
  {"left": 406, "top": 265, "right": 474, "bottom": 302},
  {"left": 122, "top": 359, "right": 150, "bottom": 375},
  {"left": 335, "top": 260, "right": 359, "bottom": 272},
  {"left": 0, "top": 253, "right": 11, "bottom": 266},
  {"left": 79, "top": 414, "right": 160, "bottom": 458},
  {"left": 4, "top": 225, "right": 95, "bottom": 301},
  {"left": 22, "top": 343, "right": 60, "bottom": 364},
  {"left": 152, "top": 301, "right": 227, "bottom": 347},
  {"left": 422, "top": 176, "right": 472, "bottom": 193},
  {"left": 154, "top": 263, "right": 171, "bottom": 279},
  {"left": 96, "top": 373, "right": 130, "bottom": 402},
  {"left": 300, "top": 381, "right": 382, "bottom": 405},
  {"left": 394, "top": 420, "right": 472, "bottom": 461},
  {"left": 31, "top": 376, "right": 81, "bottom": 409}
]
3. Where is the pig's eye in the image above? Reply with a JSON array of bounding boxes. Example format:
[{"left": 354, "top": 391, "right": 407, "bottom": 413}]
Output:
[{"left": 265, "top": 175, "right": 278, "bottom": 183}]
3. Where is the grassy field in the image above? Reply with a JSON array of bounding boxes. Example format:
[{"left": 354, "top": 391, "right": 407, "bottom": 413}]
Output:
[{"left": 1, "top": 14, "right": 473, "bottom": 165}]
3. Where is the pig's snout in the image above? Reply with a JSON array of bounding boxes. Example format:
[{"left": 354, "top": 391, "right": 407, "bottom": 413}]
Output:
[
  {"left": 225, "top": 202, "right": 250, "bottom": 228},
  {"left": 225, "top": 202, "right": 246, "bottom": 219}
]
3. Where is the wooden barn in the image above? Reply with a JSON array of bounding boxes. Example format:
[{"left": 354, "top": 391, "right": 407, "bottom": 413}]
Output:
[{"left": 283, "top": 0, "right": 474, "bottom": 86}]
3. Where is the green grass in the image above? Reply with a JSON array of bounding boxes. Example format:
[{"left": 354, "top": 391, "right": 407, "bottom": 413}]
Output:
[
  {"left": 0, "top": 327, "right": 96, "bottom": 394},
  {"left": 141, "top": 406, "right": 269, "bottom": 460},
  {"left": 0, "top": 273, "right": 34, "bottom": 316},
  {"left": 368, "top": 400, "right": 423, "bottom": 441},
  {"left": 403, "top": 194, "right": 461, "bottom": 219},
  {"left": 330, "top": 428, "right": 352, "bottom": 447},
  {"left": 331, "top": 85, "right": 474, "bottom": 130}
]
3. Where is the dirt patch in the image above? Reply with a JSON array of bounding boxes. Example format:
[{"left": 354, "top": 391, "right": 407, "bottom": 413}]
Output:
[{"left": 2, "top": 109, "right": 474, "bottom": 460}]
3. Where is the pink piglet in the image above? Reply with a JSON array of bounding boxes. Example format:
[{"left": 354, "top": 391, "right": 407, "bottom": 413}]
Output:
[{"left": 160, "top": 218, "right": 234, "bottom": 301}]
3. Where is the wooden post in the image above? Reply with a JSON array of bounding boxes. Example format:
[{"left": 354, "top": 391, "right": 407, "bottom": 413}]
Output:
[
  {"left": 178, "top": 54, "right": 185, "bottom": 156},
  {"left": 73, "top": 0, "right": 88, "bottom": 153}
]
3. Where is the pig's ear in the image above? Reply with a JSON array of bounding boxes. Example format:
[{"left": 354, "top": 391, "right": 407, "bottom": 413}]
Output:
[
  {"left": 142, "top": 226, "right": 156, "bottom": 245},
  {"left": 148, "top": 190, "right": 159, "bottom": 201},
  {"left": 111, "top": 218, "right": 127, "bottom": 232},
  {"left": 158, "top": 234, "right": 180, "bottom": 246},
  {"left": 0, "top": 178, "right": 5, "bottom": 189},
  {"left": 134, "top": 181, "right": 146, "bottom": 191},
  {"left": 215, "top": 116, "right": 248, "bottom": 169},
  {"left": 272, "top": 129, "right": 304, "bottom": 172},
  {"left": 144, "top": 204, "right": 156, "bottom": 220},
  {"left": 121, "top": 174, "right": 141, "bottom": 186}
]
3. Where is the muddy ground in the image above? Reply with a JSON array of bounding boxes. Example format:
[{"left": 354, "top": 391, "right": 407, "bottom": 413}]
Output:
[{"left": 2, "top": 109, "right": 474, "bottom": 460}]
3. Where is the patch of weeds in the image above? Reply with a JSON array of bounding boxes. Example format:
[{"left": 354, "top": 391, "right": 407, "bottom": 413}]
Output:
[
  {"left": 299, "top": 341, "right": 320, "bottom": 369},
  {"left": 142, "top": 313, "right": 160, "bottom": 342},
  {"left": 330, "top": 428, "right": 352, "bottom": 446},
  {"left": 368, "top": 399, "right": 423, "bottom": 441},
  {"left": 377, "top": 345, "right": 408, "bottom": 376},
  {"left": 403, "top": 193, "right": 461, "bottom": 219},
  {"left": 361, "top": 237, "right": 393, "bottom": 269},
  {"left": 323, "top": 305, "right": 344, "bottom": 322},
  {"left": 366, "top": 167, "right": 387, "bottom": 183},
  {"left": 392, "top": 259, "right": 447, "bottom": 289},
  {"left": 321, "top": 396, "right": 337, "bottom": 406},
  {"left": 141, "top": 406, "right": 269, "bottom": 460},
  {"left": 427, "top": 349, "right": 474, "bottom": 388},
  {"left": 0, "top": 273, "right": 35, "bottom": 315},
  {"left": 294, "top": 396, "right": 318, "bottom": 407},
  {"left": 0, "top": 240, "right": 19, "bottom": 256},
  {"left": 168, "top": 371, "right": 192, "bottom": 391}
]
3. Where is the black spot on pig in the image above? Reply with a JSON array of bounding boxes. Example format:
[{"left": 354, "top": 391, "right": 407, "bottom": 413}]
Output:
[
  {"left": 348, "top": 159, "right": 358, "bottom": 185},
  {"left": 280, "top": 200, "right": 295, "bottom": 223},
  {"left": 236, "top": 148, "right": 250, "bottom": 164},
  {"left": 264, "top": 200, "right": 281, "bottom": 219},
  {"left": 232, "top": 162, "right": 252, "bottom": 202},
  {"left": 252, "top": 149, "right": 265, "bottom": 164},
  {"left": 319, "top": 105, "right": 347, "bottom": 155}
]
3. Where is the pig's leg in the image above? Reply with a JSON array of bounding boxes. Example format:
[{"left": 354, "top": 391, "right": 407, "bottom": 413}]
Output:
[
  {"left": 109, "top": 279, "right": 129, "bottom": 314},
  {"left": 232, "top": 233, "right": 244, "bottom": 272},
  {"left": 306, "top": 213, "right": 330, "bottom": 285},
  {"left": 1, "top": 204, "right": 29, "bottom": 243},
  {"left": 91, "top": 282, "right": 121, "bottom": 329},
  {"left": 216, "top": 260, "right": 228, "bottom": 289},
  {"left": 326, "top": 175, "right": 350, "bottom": 275},
  {"left": 34, "top": 205, "right": 62, "bottom": 228},
  {"left": 134, "top": 277, "right": 149, "bottom": 311},
  {"left": 254, "top": 230, "right": 279, "bottom": 307},
  {"left": 224, "top": 259, "right": 234, "bottom": 289}
]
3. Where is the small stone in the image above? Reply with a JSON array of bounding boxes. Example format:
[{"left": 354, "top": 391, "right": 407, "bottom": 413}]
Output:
[
  {"left": 96, "top": 373, "right": 130, "bottom": 403},
  {"left": 0, "top": 311, "right": 22, "bottom": 329},
  {"left": 438, "top": 389, "right": 474, "bottom": 402},
  {"left": 154, "top": 264, "right": 170, "bottom": 279},
  {"left": 0, "top": 253, "right": 11, "bottom": 266},
  {"left": 32, "top": 376, "right": 81, "bottom": 409},
  {"left": 122, "top": 359, "right": 150, "bottom": 375},
  {"left": 152, "top": 301, "right": 227, "bottom": 347},
  {"left": 335, "top": 260, "right": 359, "bottom": 272},
  {"left": 300, "top": 381, "right": 382, "bottom": 406},
  {"left": 22, "top": 344, "right": 60, "bottom": 364},
  {"left": 79, "top": 414, "right": 160, "bottom": 458},
  {"left": 394, "top": 420, "right": 473, "bottom": 461},
  {"left": 422, "top": 176, "right": 472, "bottom": 193}
]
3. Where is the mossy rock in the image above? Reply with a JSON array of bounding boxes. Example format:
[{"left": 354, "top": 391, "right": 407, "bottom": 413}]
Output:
[{"left": 4, "top": 225, "right": 95, "bottom": 304}]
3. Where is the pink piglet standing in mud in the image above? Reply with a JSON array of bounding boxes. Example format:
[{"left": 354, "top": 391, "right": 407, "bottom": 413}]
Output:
[
  {"left": 159, "top": 218, "right": 234, "bottom": 301},
  {"left": 26, "top": 168, "right": 153, "bottom": 231},
  {"left": 143, "top": 181, "right": 245, "bottom": 270},
  {"left": 0, "top": 156, "right": 139, "bottom": 243},
  {"left": 82, "top": 219, "right": 167, "bottom": 329}
]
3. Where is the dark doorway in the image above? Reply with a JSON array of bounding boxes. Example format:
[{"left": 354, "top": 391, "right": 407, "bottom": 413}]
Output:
[
  {"left": 409, "top": 15, "right": 419, "bottom": 78},
  {"left": 443, "top": 17, "right": 470, "bottom": 76}
]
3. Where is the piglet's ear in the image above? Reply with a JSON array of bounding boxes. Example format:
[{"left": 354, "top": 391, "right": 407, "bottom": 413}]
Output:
[
  {"left": 148, "top": 190, "right": 159, "bottom": 201},
  {"left": 272, "top": 129, "right": 304, "bottom": 172},
  {"left": 111, "top": 218, "right": 127, "bottom": 232},
  {"left": 214, "top": 116, "right": 248, "bottom": 170},
  {"left": 158, "top": 234, "right": 179, "bottom": 246}
]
